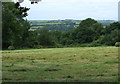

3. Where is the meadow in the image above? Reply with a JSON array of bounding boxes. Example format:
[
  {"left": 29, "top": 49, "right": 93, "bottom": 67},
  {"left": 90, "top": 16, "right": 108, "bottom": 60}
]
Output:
[{"left": 2, "top": 47, "right": 119, "bottom": 82}]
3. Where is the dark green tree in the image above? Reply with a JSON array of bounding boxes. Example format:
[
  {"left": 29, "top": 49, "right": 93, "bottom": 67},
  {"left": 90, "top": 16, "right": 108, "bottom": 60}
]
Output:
[
  {"left": 75, "top": 18, "right": 99, "bottom": 43},
  {"left": 37, "top": 28, "right": 55, "bottom": 46},
  {"left": 2, "top": 2, "right": 30, "bottom": 49},
  {"left": 100, "top": 22, "right": 120, "bottom": 46}
]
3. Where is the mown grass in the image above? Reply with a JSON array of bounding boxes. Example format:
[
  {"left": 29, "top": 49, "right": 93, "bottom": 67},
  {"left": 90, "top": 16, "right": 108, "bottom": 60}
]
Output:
[{"left": 2, "top": 47, "right": 119, "bottom": 82}]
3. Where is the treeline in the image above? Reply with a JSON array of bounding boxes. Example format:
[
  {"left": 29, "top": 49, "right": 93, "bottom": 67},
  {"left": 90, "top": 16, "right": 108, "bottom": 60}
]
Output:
[
  {"left": 2, "top": 3, "right": 120, "bottom": 49},
  {"left": 31, "top": 18, "right": 120, "bottom": 48}
]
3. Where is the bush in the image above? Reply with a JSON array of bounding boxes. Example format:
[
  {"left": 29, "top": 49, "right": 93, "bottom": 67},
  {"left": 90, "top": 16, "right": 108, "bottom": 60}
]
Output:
[
  {"left": 55, "top": 43, "right": 63, "bottom": 48},
  {"left": 89, "top": 42, "right": 101, "bottom": 47},
  {"left": 8, "top": 46, "right": 15, "bottom": 50},
  {"left": 79, "top": 41, "right": 102, "bottom": 47},
  {"left": 115, "top": 42, "right": 120, "bottom": 47},
  {"left": 35, "top": 45, "right": 43, "bottom": 49},
  {"left": 80, "top": 43, "right": 90, "bottom": 47}
]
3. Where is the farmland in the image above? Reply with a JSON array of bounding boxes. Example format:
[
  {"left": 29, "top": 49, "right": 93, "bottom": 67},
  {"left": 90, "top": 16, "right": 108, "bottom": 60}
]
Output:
[
  {"left": 29, "top": 20, "right": 115, "bottom": 31},
  {"left": 2, "top": 47, "right": 119, "bottom": 82}
]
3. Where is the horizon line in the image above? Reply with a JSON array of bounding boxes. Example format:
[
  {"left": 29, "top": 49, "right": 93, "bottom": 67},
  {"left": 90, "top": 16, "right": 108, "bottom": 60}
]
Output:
[{"left": 27, "top": 19, "right": 117, "bottom": 21}]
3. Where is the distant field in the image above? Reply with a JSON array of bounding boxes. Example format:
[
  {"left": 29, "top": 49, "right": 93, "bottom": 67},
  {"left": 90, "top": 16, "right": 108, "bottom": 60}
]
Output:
[
  {"left": 2, "top": 47, "right": 119, "bottom": 82},
  {"left": 29, "top": 20, "right": 115, "bottom": 31}
]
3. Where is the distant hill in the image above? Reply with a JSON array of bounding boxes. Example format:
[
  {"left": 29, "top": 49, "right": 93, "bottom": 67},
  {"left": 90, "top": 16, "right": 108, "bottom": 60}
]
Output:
[
  {"left": 97, "top": 20, "right": 115, "bottom": 26},
  {"left": 29, "top": 20, "right": 115, "bottom": 31}
]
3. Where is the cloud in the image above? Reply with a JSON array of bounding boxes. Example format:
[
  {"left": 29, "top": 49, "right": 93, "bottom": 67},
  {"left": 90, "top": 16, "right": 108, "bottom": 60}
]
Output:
[
  {"left": 19, "top": 0, "right": 120, "bottom": 4},
  {"left": 43, "top": 0, "right": 119, "bottom": 3},
  {"left": 20, "top": 0, "right": 119, "bottom": 20}
]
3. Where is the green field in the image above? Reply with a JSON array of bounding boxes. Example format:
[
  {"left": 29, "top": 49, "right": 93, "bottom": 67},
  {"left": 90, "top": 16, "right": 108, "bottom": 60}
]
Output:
[
  {"left": 29, "top": 20, "right": 115, "bottom": 31},
  {"left": 2, "top": 47, "right": 119, "bottom": 82}
]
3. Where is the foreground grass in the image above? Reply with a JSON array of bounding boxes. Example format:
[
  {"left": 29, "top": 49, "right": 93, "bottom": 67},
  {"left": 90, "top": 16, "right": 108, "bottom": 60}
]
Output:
[{"left": 2, "top": 47, "right": 119, "bottom": 82}]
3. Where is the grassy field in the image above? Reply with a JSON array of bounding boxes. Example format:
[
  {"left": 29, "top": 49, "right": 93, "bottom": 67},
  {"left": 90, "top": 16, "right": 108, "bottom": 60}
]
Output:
[{"left": 2, "top": 47, "right": 119, "bottom": 82}]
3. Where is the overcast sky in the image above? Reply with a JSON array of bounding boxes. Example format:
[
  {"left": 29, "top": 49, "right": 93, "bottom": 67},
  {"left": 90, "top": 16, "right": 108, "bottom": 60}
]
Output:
[{"left": 17, "top": 0, "right": 120, "bottom": 20}]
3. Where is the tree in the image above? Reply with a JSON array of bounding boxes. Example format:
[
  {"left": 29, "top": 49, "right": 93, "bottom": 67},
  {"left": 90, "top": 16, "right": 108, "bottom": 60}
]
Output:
[
  {"left": 2, "top": 2, "right": 30, "bottom": 49},
  {"left": 37, "top": 28, "right": 55, "bottom": 46},
  {"left": 75, "top": 18, "right": 100, "bottom": 44},
  {"left": 90, "top": 23, "right": 104, "bottom": 40},
  {"left": 98, "top": 22, "right": 120, "bottom": 46},
  {"left": 51, "top": 30, "right": 62, "bottom": 44}
]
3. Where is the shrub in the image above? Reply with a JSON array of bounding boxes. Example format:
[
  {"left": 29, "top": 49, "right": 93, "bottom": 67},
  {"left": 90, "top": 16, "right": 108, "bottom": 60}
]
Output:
[
  {"left": 55, "top": 43, "right": 63, "bottom": 48},
  {"left": 35, "top": 45, "right": 43, "bottom": 49},
  {"left": 89, "top": 42, "right": 101, "bottom": 47},
  {"left": 80, "top": 43, "right": 89, "bottom": 47},
  {"left": 115, "top": 42, "right": 120, "bottom": 47},
  {"left": 8, "top": 46, "right": 15, "bottom": 50}
]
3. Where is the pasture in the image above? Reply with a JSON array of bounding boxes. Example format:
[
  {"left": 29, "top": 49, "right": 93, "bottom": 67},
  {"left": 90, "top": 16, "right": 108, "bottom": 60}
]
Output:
[{"left": 2, "top": 47, "right": 119, "bottom": 82}]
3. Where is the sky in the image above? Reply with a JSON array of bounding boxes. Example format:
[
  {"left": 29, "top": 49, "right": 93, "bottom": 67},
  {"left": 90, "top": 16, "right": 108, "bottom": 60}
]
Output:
[{"left": 14, "top": 0, "right": 120, "bottom": 20}]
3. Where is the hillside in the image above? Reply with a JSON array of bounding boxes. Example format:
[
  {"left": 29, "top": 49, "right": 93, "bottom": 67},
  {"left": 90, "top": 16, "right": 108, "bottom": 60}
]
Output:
[{"left": 29, "top": 20, "right": 115, "bottom": 31}]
